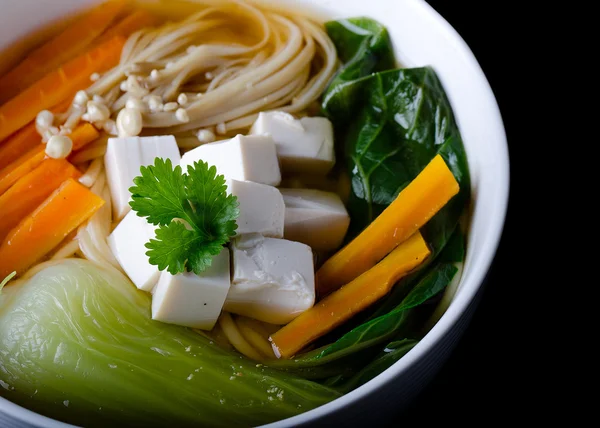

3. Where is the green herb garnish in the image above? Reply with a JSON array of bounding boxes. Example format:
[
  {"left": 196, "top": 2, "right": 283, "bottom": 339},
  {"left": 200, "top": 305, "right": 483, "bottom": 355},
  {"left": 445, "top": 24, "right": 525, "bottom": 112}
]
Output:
[{"left": 129, "top": 158, "right": 239, "bottom": 275}]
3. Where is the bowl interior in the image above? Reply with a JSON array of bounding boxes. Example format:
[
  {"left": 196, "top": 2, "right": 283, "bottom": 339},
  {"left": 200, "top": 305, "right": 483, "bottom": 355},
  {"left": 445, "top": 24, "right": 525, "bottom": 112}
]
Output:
[{"left": 0, "top": 1, "right": 509, "bottom": 427}]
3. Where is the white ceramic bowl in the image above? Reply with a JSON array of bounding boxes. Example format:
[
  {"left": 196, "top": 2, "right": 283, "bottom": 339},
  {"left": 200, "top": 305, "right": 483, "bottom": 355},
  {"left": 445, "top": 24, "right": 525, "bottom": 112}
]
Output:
[{"left": 0, "top": 0, "right": 509, "bottom": 427}]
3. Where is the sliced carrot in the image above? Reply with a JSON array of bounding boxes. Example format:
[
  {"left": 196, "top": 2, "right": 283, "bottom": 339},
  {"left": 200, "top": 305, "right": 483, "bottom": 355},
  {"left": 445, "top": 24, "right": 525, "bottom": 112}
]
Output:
[
  {"left": 69, "top": 123, "right": 101, "bottom": 151},
  {"left": 0, "top": 123, "right": 99, "bottom": 195},
  {"left": 316, "top": 154, "right": 459, "bottom": 297},
  {"left": 270, "top": 231, "right": 431, "bottom": 359},
  {"left": 0, "top": 146, "right": 45, "bottom": 195},
  {"left": 0, "top": 123, "right": 39, "bottom": 170},
  {"left": 96, "top": 9, "right": 157, "bottom": 44},
  {"left": 0, "top": 0, "right": 127, "bottom": 103},
  {"left": 0, "top": 35, "right": 126, "bottom": 142},
  {"left": 0, "top": 159, "right": 81, "bottom": 241},
  {"left": 0, "top": 178, "right": 105, "bottom": 278},
  {"left": 0, "top": 99, "right": 73, "bottom": 168}
]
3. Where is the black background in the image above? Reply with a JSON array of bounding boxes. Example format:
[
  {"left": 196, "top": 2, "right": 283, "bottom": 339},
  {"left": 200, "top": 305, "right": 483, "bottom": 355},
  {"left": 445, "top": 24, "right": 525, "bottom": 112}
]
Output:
[{"left": 385, "top": 1, "right": 530, "bottom": 424}]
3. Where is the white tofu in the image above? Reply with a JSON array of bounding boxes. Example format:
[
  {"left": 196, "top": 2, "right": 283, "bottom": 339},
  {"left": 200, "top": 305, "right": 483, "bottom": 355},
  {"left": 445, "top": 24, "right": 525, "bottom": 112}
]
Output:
[
  {"left": 280, "top": 188, "right": 350, "bottom": 252},
  {"left": 108, "top": 211, "right": 159, "bottom": 292},
  {"left": 104, "top": 135, "right": 181, "bottom": 221},
  {"left": 224, "top": 234, "right": 315, "bottom": 324},
  {"left": 180, "top": 134, "right": 281, "bottom": 186},
  {"left": 226, "top": 179, "right": 284, "bottom": 238},
  {"left": 250, "top": 111, "right": 335, "bottom": 174},
  {"left": 152, "top": 247, "right": 231, "bottom": 330}
]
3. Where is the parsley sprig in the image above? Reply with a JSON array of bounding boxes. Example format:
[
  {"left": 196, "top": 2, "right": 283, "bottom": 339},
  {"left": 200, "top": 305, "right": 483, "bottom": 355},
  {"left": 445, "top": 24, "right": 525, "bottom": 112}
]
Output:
[{"left": 129, "top": 158, "right": 239, "bottom": 275}]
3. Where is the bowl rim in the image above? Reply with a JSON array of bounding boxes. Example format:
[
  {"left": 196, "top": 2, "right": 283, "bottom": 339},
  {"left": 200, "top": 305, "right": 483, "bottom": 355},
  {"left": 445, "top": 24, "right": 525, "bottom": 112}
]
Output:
[{"left": 0, "top": 0, "right": 509, "bottom": 426}]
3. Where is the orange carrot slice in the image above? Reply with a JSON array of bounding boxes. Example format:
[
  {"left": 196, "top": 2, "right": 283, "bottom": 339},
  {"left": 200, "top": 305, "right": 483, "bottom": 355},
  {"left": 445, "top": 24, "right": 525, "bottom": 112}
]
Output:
[
  {"left": 0, "top": 35, "right": 126, "bottom": 142},
  {"left": 69, "top": 123, "right": 102, "bottom": 151},
  {"left": 316, "top": 154, "right": 459, "bottom": 297},
  {"left": 0, "top": 146, "right": 45, "bottom": 195},
  {"left": 270, "top": 231, "right": 431, "bottom": 359},
  {"left": 0, "top": 0, "right": 127, "bottom": 103},
  {"left": 0, "top": 98, "right": 73, "bottom": 168},
  {"left": 0, "top": 159, "right": 81, "bottom": 241},
  {"left": 96, "top": 9, "right": 157, "bottom": 44},
  {"left": 0, "top": 123, "right": 99, "bottom": 195},
  {"left": 0, "top": 178, "right": 105, "bottom": 278},
  {"left": 0, "top": 123, "right": 39, "bottom": 170}
]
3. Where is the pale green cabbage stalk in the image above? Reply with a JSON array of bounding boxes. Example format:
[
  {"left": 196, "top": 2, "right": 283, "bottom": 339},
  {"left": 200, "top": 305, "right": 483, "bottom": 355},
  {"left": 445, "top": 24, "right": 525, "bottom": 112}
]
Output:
[{"left": 0, "top": 260, "right": 340, "bottom": 427}]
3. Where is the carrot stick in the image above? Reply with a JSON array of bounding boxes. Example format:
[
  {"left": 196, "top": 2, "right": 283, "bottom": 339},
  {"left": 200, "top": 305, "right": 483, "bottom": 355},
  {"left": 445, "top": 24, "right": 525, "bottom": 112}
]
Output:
[
  {"left": 0, "top": 146, "right": 45, "bottom": 195},
  {"left": 0, "top": 123, "right": 99, "bottom": 195},
  {"left": 0, "top": 178, "right": 105, "bottom": 278},
  {"left": 0, "top": 98, "right": 73, "bottom": 168},
  {"left": 69, "top": 123, "right": 101, "bottom": 151},
  {"left": 0, "top": 159, "right": 81, "bottom": 241},
  {"left": 0, "top": 35, "right": 126, "bottom": 142},
  {"left": 95, "top": 9, "right": 157, "bottom": 44},
  {"left": 0, "top": 0, "right": 127, "bottom": 103},
  {"left": 0, "top": 123, "right": 39, "bottom": 170},
  {"left": 316, "top": 154, "right": 459, "bottom": 297},
  {"left": 270, "top": 231, "right": 431, "bottom": 359}
]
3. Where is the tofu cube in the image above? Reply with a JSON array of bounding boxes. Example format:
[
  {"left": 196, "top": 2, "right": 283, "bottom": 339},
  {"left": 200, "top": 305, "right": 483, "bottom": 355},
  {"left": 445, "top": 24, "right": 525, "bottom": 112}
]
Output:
[
  {"left": 180, "top": 134, "right": 281, "bottom": 186},
  {"left": 225, "top": 234, "right": 315, "bottom": 324},
  {"left": 280, "top": 188, "right": 350, "bottom": 252},
  {"left": 108, "top": 211, "right": 159, "bottom": 292},
  {"left": 104, "top": 135, "right": 181, "bottom": 221},
  {"left": 152, "top": 247, "right": 231, "bottom": 330},
  {"left": 250, "top": 111, "right": 335, "bottom": 174},
  {"left": 226, "top": 179, "right": 284, "bottom": 238}
]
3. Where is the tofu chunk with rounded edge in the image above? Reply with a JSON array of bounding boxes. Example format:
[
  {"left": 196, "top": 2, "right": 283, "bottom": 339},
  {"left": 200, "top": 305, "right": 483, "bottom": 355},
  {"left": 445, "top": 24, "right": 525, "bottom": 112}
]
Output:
[
  {"left": 108, "top": 210, "right": 159, "bottom": 292},
  {"left": 226, "top": 179, "right": 284, "bottom": 238},
  {"left": 180, "top": 134, "right": 281, "bottom": 186},
  {"left": 250, "top": 111, "right": 335, "bottom": 174},
  {"left": 280, "top": 188, "right": 350, "bottom": 252},
  {"left": 224, "top": 234, "right": 315, "bottom": 325},
  {"left": 152, "top": 247, "right": 231, "bottom": 330},
  {"left": 104, "top": 135, "right": 181, "bottom": 221}
]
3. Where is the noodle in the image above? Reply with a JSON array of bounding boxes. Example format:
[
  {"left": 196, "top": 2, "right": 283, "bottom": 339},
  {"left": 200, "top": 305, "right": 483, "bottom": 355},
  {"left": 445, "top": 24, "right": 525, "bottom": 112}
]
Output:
[
  {"left": 78, "top": 157, "right": 104, "bottom": 187},
  {"left": 77, "top": 170, "right": 123, "bottom": 271},
  {"left": 69, "top": 143, "right": 107, "bottom": 164},
  {"left": 12, "top": 0, "right": 340, "bottom": 357},
  {"left": 217, "top": 312, "right": 263, "bottom": 361},
  {"left": 50, "top": 239, "right": 80, "bottom": 261},
  {"left": 214, "top": 312, "right": 280, "bottom": 360},
  {"left": 235, "top": 317, "right": 276, "bottom": 358},
  {"left": 50, "top": 0, "right": 337, "bottom": 145}
]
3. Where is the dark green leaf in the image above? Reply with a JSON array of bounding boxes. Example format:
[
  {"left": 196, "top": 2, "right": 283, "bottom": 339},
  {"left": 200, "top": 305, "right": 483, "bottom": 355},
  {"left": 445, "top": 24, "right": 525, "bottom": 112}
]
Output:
[
  {"left": 325, "top": 66, "right": 471, "bottom": 239},
  {"left": 332, "top": 339, "right": 418, "bottom": 391},
  {"left": 184, "top": 161, "right": 239, "bottom": 239},
  {"left": 129, "top": 158, "right": 188, "bottom": 226},
  {"left": 268, "top": 262, "right": 456, "bottom": 372},
  {"left": 129, "top": 158, "right": 239, "bottom": 275},
  {"left": 322, "top": 18, "right": 396, "bottom": 116},
  {"left": 368, "top": 225, "right": 465, "bottom": 321},
  {"left": 145, "top": 222, "right": 201, "bottom": 275}
]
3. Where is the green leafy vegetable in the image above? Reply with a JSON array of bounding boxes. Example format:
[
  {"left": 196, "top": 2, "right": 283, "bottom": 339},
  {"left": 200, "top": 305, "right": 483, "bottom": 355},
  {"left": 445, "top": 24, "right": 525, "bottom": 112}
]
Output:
[
  {"left": 0, "top": 260, "right": 340, "bottom": 427},
  {"left": 323, "top": 66, "right": 470, "bottom": 239},
  {"left": 269, "top": 261, "right": 457, "bottom": 373},
  {"left": 129, "top": 158, "right": 239, "bottom": 275},
  {"left": 322, "top": 18, "right": 396, "bottom": 115},
  {"left": 267, "top": 221, "right": 465, "bottom": 392},
  {"left": 266, "top": 18, "right": 471, "bottom": 382},
  {"left": 332, "top": 339, "right": 418, "bottom": 391}
]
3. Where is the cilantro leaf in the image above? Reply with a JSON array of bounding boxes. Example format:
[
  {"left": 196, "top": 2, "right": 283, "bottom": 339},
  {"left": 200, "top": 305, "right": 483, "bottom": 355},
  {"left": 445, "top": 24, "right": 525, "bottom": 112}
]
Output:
[
  {"left": 129, "top": 158, "right": 189, "bottom": 226},
  {"left": 184, "top": 162, "right": 239, "bottom": 239},
  {"left": 146, "top": 222, "right": 199, "bottom": 275},
  {"left": 130, "top": 158, "right": 239, "bottom": 275}
]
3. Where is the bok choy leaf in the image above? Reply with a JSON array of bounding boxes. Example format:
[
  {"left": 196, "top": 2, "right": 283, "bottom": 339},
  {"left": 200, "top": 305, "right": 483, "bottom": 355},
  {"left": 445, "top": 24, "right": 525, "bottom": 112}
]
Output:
[{"left": 0, "top": 260, "right": 340, "bottom": 428}]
